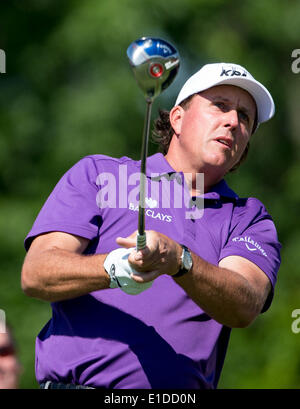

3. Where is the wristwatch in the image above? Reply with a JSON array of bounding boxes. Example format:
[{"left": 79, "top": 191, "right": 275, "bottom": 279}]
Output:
[{"left": 172, "top": 245, "right": 193, "bottom": 278}]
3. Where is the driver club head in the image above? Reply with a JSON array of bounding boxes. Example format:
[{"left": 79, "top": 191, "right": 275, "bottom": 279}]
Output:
[{"left": 127, "top": 37, "right": 180, "bottom": 102}]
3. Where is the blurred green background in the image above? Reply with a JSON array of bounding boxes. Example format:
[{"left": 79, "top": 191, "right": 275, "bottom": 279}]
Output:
[{"left": 0, "top": 0, "right": 299, "bottom": 389}]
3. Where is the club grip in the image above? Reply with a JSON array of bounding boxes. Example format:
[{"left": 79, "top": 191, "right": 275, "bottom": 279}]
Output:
[{"left": 136, "top": 232, "right": 147, "bottom": 250}]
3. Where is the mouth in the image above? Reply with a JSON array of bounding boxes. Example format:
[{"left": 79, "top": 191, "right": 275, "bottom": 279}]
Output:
[{"left": 214, "top": 137, "right": 233, "bottom": 149}]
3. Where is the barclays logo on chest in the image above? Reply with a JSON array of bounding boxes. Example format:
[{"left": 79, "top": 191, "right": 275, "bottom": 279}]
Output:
[{"left": 129, "top": 201, "right": 173, "bottom": 223}]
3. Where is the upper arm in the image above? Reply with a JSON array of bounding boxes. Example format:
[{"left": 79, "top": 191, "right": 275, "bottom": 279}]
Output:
[
  {"left": 219, "top": 199, "right": 281, "bottom": 313},
  {"left": 21, "top": 232, "right": 92, "bottom": 299},
  {"left": 22, "top": 232, "right": 90, "bottom": 288},
  {"left": 219, "top": 255, "right": 271, "bottom": 312},
  {"left": 27, "top": 231, "right": 90, "bottom": 257}
]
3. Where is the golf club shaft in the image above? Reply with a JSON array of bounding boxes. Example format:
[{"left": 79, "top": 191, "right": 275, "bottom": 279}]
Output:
[{"left": 137, "top": 99, "right": 153, "bottom": 250}]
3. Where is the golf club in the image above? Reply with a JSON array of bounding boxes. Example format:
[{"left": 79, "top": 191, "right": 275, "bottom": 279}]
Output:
[{"left": 127, "top": 37, "right": 180, "bottom": 250}]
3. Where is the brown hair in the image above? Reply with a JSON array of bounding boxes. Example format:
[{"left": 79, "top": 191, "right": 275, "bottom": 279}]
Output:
[{"left": 152, "top": 94, "right": 256, "bottom": 173}]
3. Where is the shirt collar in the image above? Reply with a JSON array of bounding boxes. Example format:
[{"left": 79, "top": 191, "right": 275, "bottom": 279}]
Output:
[
  {"left": 145, "top": 153, "right": 176, "bottom": 176},
  {"left": 138, "top": 153, "right": 239, "bottom": 200},
  {"left": 204, "top": 179, "right": 239, "bottom": 200}
]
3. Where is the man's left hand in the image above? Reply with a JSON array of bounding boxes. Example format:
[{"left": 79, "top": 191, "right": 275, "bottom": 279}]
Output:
[{"left": 116, "top": 231, "right": 182, "bottom": 283}]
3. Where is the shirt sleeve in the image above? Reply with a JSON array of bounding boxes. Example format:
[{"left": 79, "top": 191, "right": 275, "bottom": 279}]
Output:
[
  {"left": 219, "top": 197, "right": 281, "bottom": 312},
  {"left": 24, "top": 156, "right": 102, "bottom": 251}
]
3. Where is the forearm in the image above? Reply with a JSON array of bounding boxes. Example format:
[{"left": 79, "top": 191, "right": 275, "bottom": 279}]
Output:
[
  {"left": 21, "top": 248, "right": 110, "bottom": 302},
  {"left": 174, "top": 254, "right": 262, "bottom": 328},
  {"left": 113, "top": 230, "right": 268, "bottom": 327}
]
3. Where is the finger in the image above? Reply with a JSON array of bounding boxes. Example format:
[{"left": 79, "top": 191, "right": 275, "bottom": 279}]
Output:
[
  {"left": 128, "top": 257, "right": 144, "bottom": 272},
  {"left": 128, "top": 249, "right": 156, "bottom": 272},
  {"left": 131, "top": 270, "right": 160, "bottom": 283},
  {"left": 127, "top": 245, "right": 152, "bottom": 261},
  {"left": 134, "top": 246, "right": 151, "bottom": 260},
  {"left": 116, "top": 236, "right": 136, "bottom": 248}
]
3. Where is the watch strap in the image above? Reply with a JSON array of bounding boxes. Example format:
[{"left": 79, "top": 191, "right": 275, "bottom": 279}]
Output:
[{"left": 172, "top": 245, "right": 192, "bottom": 278}]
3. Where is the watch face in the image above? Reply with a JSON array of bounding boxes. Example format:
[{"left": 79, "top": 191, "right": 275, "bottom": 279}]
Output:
[{"left": 182, "top": 248, "right": 193, "bottom": 271}]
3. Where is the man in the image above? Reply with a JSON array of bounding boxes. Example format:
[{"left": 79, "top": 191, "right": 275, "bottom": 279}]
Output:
[
  {"left": 22, "top": 62, "right": 281, "bottom": 389},
  {"left": 0, "top": 326, "right": 22, "bottom": 389}
]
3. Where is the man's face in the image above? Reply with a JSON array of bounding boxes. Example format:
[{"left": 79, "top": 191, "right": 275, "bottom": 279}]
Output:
[
  {"left": 0, "top": 332, "right": 20, "bottom": 389},
  {"left": 170, "top": 84, "right": 257, "bottom": 175}
]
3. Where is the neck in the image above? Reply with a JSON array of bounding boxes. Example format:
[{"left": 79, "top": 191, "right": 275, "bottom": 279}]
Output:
[{"left": 164, "top": 148, "right": 224, "bottom": 195}]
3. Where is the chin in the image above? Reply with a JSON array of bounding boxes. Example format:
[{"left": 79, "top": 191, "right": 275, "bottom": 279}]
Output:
[{"left": 205, "top": 152, "right": 228, "bottom": 168}]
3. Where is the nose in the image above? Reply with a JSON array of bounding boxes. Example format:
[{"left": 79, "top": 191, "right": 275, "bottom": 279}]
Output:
[{"left": 223, "top": 109, "right": 239, "bottom": 130}]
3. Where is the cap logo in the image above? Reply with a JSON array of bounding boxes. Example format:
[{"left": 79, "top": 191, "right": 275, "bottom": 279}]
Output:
[{"left": 220, "top": 67, "right": 247, "bottom": 77}]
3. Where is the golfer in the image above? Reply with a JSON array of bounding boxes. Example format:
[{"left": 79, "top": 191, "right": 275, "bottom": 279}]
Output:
[{"left": 22, "top": 62, "right": 281, "bottom": 389}]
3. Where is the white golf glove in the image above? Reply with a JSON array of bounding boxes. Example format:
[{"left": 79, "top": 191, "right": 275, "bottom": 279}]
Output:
[{"left": 104, "top": 247, "right": 153, "bottom": 295}]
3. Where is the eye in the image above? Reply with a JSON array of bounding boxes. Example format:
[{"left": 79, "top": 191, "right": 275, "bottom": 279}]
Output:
[
  {"left": 214, "top": 101, "right": 227, "bottom": 110},
  {"left": 238, "top": 110, "right": 249, "bottom": 123}
]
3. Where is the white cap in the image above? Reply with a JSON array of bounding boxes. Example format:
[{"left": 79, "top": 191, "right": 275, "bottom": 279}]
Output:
[{"left": 175, "top": 62, "right": 275, "bottom": 126}]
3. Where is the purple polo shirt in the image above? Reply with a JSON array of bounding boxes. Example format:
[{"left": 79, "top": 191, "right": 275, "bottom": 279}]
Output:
[{"left": 24, "top": 153, "right": 281, "bottom": 389}]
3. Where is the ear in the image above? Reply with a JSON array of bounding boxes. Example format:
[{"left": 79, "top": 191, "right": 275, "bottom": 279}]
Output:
[{"left": 169, "top": 105, "right": 185, "bottom": 135}]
